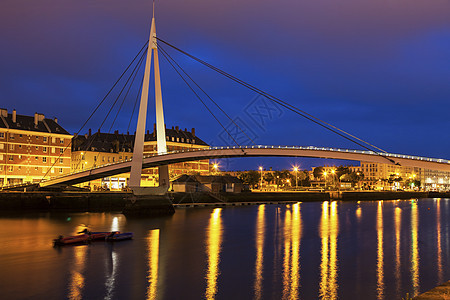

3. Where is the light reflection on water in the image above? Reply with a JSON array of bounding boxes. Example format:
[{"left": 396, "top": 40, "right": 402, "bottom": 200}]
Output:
[
  {"left": 205, "top": 208, "right": 223, "bottom": 300},
  {"left": 0, "top": 199, "right": 449, "bottom": 299}
]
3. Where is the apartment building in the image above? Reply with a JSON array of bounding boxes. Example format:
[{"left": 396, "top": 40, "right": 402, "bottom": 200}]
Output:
[{"left": 0, "top": 108, "right": 72, "bottom": 186}]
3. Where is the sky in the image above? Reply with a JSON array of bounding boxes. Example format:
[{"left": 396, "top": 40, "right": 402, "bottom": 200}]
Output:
[{"left": 1, "top": 0, "right": 449, "bottom": 171}]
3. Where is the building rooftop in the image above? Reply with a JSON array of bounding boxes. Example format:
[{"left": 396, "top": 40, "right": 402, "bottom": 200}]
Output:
[
  {"left": 0, "top": 108, "right": 70, "bottom": 135},
  {"left": 72, "top": 124, "right": 208, "bottom": 153}
]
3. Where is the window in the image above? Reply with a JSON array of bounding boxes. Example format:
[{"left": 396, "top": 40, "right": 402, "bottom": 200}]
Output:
[
  {"left": 19, "top": 134, "right": 23, "bottom": 138},
  {"left": 18, "top": 166, "right": 21, "bottom": 171},
  {"left": 102, "top": 156, "right": 105, "bottom": 162},
  {"left": 59, "top": 168, "right": 63, "bottom": 173},
  {"left": 9, "top": 144, "right": 14, "bottom": 150},
  {"left": 51, "top": 168, "right": 55, "bottom": 173},
  {"left": 35, "top": 156, "right": 38, "bottom": 160},
  {"left": 0, "top": 154, "right": 3, "bottom": 160},
  {"left": 35, "top": 167, "right": 38, "bottom": 171},
  {"left": 171, "top": 137, "right": 174, "bottom": 141},
  {"left": 108, "top": 157, "right": 110, "bottom": 162},
  {"left": 177, "top": 137, "right": 179, "bottom": 142},
  {"left": 35, "top": 146, "right": 39, "bottom": 150},
  {"left": 43, "top": 157, "right": 47, "bottom": 163},
  {"left": 8, "top": 166, "right": 13, "bottom": 172},
  {"left": 60, "top": 138, "right": 64, "bottom": 144},
  {"left": 59, "top": 158, "right": 63, "bottom": 164},
  {"left": 94, "top": 156, "right": 97, "bottom": 162},
  {"left": 43, "top": 137, "right": 47, "bottom": 142},
  {"left": 0, "top": 143, "right": 3, "bottom": 150},
  {"left": 0, "top": 166, "right": 2, "bottom": 171},
  {"left": 18, "top": 145, "right": 21, "bottom": 149},
  {"left": 60, "top": 148, "right": 64, "bottom": 154},
  {"left": 0, "top": 132, "right": 4, "bottom": 138},
  {"left": 9, "top": 133, "right": 14, "bottom": 140},
  {"left": 9, "top": 155, "right": 13, "bottom": 161},
  {"left": 52, "top": 137, "right": 56, "bottom": 143},
  {"left": 18, "top": 155, "right": 22, "bottom": 159},
  {"left": 113, "top": 157, "right": 115, "bottom": 162},
  {"left": 52, "top": 147, "right": 55, "bottom": 153},
  {"left": 43, "top": 147, "right": 47, "bottom": 153}
]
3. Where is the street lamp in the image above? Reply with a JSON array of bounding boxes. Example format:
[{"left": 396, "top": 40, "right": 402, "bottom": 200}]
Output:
[
  {"left": 259, "top": 166, "right": 263, "bottom": 190},
  {"left": 323, "top": 171, "right": 328, "bottom": 189},
  {"left": 213, "top": 163, "right": 219, "bottom": 174},
  {"left": 293, "top": 166, "right": 298, "bottom": 189}
]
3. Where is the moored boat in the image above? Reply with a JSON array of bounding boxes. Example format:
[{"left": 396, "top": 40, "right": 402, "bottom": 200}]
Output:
[
  {"left": 53, "top": 234, "right": 90, "bottom": 246},
  {"left": 106, "top": 231, "right": 133, "bottom": 241}
]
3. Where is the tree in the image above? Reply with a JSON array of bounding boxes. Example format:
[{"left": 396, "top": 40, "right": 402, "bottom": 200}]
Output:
[
  {"left": 264, "top": 172, "right": 274, "bottom": 184},
  {"left": 313, "top": 167, "right": 324, "bottom": 179}
]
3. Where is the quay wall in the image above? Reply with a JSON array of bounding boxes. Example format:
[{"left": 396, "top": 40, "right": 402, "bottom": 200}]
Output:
[{"left": 0, "top": 190, "right": 446, "bottom": 212}]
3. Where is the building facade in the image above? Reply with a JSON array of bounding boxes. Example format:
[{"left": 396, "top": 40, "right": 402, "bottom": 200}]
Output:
[
  {"left": 71, "top": 125, "right": 210, "bottom": 190},
  {"left": 0, "top": 108, "right": 72, "bottom": 186}
]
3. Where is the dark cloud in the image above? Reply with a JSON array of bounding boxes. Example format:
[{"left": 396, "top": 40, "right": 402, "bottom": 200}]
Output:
[{"left": 1, "top": 0, "right": 449, "bottom": 170}]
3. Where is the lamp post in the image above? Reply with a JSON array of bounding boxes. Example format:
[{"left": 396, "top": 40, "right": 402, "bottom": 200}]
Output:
[
  {"left": 323, "top": 171, "right": 328, "bottom": 189},
  {"left": 259, "top": 166, "right": 263, "bottom": 190},
  {"left": 293, "top": 166, "right": 298, "bottom": 190}
]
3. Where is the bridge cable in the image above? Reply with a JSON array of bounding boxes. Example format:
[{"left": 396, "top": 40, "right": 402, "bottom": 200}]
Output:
[
  {"left": 157, "top": 43, "right": 243, "bottom": 149},
  {"left": 158, "top": 43, "right": 256, "bottom": 146},
  {"left": 38, "top": 42, "right": 149, "bottom": 184},
  {"left": 156, "top": 38, "right": 396, "bottom": 163},
  {"left": 77, "top": 47, "right": 148, "bottom": 172}
]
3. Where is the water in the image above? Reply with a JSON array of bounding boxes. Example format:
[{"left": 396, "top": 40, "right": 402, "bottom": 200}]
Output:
[{"left": 0, "top": 198, "right": 449, "bottom": 300}]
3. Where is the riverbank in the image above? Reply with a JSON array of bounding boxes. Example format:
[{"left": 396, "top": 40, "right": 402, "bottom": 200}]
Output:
[
  {"left": 0, "top": 190, "right": 448, "bottom": 212},
  {"left": 414, "top": 280, "right": 450, "bottom": 299}
]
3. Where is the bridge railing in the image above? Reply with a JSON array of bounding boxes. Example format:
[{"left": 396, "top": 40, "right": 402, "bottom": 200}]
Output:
[{"left": 36, "top": 145, "right": 450, "bottom": 185}]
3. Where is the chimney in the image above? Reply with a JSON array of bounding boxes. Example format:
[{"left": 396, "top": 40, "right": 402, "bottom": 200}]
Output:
[
  {"left": 184, "top": 128, "right": 187, "bottom": 132},
  {"left": 153, "top": 123, "right": 156, "bottom": 133},
  {"left": 0, "top": 108, "right": 7, "bottom": 118},
  {"left": 12, "top": 109, "right": 16, "bottom": 123},
  {"left": 88, "top": 128, "right": 92, "bottom": 136},
  {"left": 115, "top": 130, "right": 118, "bottom": 135},
  {"left": 171, "top": 126, "right": 174, "bottom": 130},
  {"left": 53, "top": 117, "right": 58, "bottom": 124},
  {"left": 34, "top": 113, "right": 38, "bottom": 126},
  {"left": 175, "top": 126, "right": 179, "bottom": 131},
  {"left": 98, "top": 129, "right": 101, "bottom": 133},
  {"left": 147, "top": 130, "right": 149, "bottom": 135},
  {"left": 191, "top": 128, "right": 195, "bottom": 137}
]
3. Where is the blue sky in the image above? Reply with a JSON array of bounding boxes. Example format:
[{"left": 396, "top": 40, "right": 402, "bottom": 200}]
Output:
[{"left": 1, "top": 0, "right": 449, "bottom": 171}]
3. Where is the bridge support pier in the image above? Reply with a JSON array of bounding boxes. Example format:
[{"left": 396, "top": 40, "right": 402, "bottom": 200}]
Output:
[{"left": 122, "top": 193, "right": 174, "bottom": 217}]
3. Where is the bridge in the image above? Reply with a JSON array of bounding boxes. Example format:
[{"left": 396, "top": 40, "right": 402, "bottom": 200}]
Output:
[
  {"left": 39, "top": 145, "right": 450, "bottom": 188},
  {"left": 9, "top": 7, "right": 448, "bottom": 192}
]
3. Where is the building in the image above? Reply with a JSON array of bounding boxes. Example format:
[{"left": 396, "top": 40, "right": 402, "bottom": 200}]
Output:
[
  {"left": 0, "top": 108, "right": 72, "bottom": 186},
  {"left": 71, "top": 125, "right": 210, "bottom": 190},
  {"left": 172, "top": 174, "right": 243, "bottom": 193},
  {"left": 360, "top": 161, "right": 449, "bottom": 191}
]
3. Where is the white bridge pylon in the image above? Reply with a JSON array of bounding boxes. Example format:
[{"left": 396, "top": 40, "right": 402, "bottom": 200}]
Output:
[
  {"left": 129, "top": 5, "right": 169, "bottom": 191},
  {"left": 40, "top": 146, "right": 450, "bottom": 188}
]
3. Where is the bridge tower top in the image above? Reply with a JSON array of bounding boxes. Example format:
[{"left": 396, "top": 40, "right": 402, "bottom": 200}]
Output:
[{"left": 129, "top": 4, "right": 168, "bottom": 188}]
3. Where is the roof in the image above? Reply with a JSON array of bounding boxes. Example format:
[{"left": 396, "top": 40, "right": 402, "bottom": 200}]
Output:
[
  {"left": 0, "top": 111, "right": 70, "bottom": 135},
  {"left": 72, "top": 125, "right": 209, "bottom": 153},
  {"left": 173, "top": 175, "right": 242, "bottom": 184}
]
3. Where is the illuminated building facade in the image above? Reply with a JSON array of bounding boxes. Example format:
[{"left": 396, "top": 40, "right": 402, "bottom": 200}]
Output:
[
  {"left": 0, "top": 108, "right": 72, "bottom": 186},
  {"left": 71, "top": 125, "right": 210, "bottom": 190}
]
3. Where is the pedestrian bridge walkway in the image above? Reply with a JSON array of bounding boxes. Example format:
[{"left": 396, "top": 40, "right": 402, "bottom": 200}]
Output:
[{"left": 39, "top": 145, "right": 450, "bottom": 188}]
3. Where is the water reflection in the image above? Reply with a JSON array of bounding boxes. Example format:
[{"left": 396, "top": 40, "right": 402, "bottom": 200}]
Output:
[
  {"left": 377, "top": 201, "right": 384, "bottom": 299},
  {"left": 319, "top": 201, "right": 339, "bottom": 299},
  {"left": 411, "top": 201, "right": 420, "bottom": 296},
  {"left": 68, "top": 246, "right": 87, "bottom": 299},
  {"left": 436, "top": 199, "right": 442, "bottom": 283},
  {"left": 254, "top": 205, "right": 265, "bottom": 300},
  {"left": 395, "top": 206, "right": 402, "bottom": 294},
  {"left": 205, "top": 208, "right": 223, "bottom": 300},
  {"left": 104, "top": 248, "right": 118, "bottom": 300},
  {"left": 147, "top": 229, "right": 160, "bottom": 300}
]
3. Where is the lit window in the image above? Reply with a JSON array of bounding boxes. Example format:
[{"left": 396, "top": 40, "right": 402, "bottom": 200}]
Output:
[
  {"left": 18, "top": 155, "right": 22, "bottom": 159},
  {"left": 0, "top": 144, "right": 3, "bottom": 150},
  {"left": 60, "top": 148, "right": 64, "bottom": 154},
  {"left": 43, "top": 147, "right": 47, "bottom": 152},
  {"left": 8, "top": 166, "right": 13, "bottom": 172},
  {"left": 60, "top": 138, "right": 64, "bottom": 144},
  {"left": 59, "top": 168, "right": 63, "bottom": 173},
  {"left": 0, "top": 154, "right": 3, "bottom": 160},
  {"left": 9, "top": 144, "right": 14, "bottom": 150},
  {"left": 60, "top": 158, "right": 63, "bottom": 164},
  {"left": 52, "top": 137, "right": 56, "bottom": 143},
  {"left": 9, "top": 155, "right": 13, "bottom": 161}
]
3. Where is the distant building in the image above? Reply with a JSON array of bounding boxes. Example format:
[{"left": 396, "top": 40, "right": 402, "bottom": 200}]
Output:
[
  {"left": 360, "top": 162, "right": 449, "bottom": 191},
  {"left": 0, "top": 108, "right": 72, "bottom": 186},
  {"left": 71, "top": 124, "right": 210, "bottom": 190}
]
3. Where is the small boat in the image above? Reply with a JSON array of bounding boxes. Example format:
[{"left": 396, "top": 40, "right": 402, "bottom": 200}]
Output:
[
  {"left": 89, "top": 232, "right": 112, "bottom": 240},
  {"left": 53, "top": 234, "right": 90, "bottom": 246},
  {"left": 106, "top": 231, "right": 133, "bottom": 241}
]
